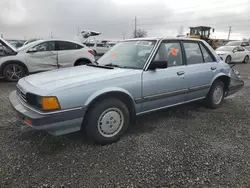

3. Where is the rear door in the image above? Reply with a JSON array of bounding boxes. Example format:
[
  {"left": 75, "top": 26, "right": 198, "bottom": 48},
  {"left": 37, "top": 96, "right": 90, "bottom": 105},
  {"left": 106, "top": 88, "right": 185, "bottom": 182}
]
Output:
[
  {"left": 183, "top": 41, "right": 218, "bottom": 100},
  {"left": 56, "top": 41, "right": 84, "bottom": 68},
  {"left": 26, "top": 41, "right": 57, "bottom": 73}
]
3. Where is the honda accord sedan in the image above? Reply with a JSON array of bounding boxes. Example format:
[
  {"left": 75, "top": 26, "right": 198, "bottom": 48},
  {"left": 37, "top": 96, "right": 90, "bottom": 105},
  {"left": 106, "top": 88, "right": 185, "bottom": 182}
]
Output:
[{"left": 9, "top": 38, "right": 244, "bottom": 144}]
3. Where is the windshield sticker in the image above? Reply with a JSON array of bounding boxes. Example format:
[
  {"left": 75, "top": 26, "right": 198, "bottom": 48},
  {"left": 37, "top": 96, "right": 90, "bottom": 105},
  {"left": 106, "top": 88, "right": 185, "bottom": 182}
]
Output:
[
  {"left": 135, "top": 41, "right": 152, "bottom": 46},
  {"left": 111, "top": 53, "right": 117, "bottom": 58},
  {"left": 171, "top": 48, "right": 178, "bottom": 56}
]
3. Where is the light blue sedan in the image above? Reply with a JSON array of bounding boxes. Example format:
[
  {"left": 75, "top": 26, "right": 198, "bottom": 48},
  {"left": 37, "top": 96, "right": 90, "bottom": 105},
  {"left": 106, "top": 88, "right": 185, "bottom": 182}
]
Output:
[{"left": 9, "top": 38, "right": 244, "bottom": 144}]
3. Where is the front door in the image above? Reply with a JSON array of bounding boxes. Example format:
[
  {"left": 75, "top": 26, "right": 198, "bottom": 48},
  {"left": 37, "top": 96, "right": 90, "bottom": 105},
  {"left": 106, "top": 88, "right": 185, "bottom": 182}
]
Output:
[
  {"left": 141, "top": 41, "right": 188, "bottom": 112},
  {"left": 182, "top": 41, "right": 218, "bottom": 100},
  {"left": 26, "top": 41, "right": 57, "bottom": 73}
]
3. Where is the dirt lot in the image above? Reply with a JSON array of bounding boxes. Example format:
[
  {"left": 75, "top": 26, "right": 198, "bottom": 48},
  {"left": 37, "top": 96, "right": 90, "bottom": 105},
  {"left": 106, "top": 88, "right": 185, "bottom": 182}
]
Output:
[{"left": 0, "top": 64, "right": 250, "bottom": 188}]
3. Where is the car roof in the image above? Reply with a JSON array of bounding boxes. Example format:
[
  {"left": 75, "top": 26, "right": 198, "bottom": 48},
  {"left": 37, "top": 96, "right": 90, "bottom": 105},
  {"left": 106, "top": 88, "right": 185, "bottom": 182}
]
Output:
[
  {"left": 45, "top": 39, "right": 84, "bottom": 46},
  {"left": 124, "top": 37, "right": 204, "bottom": 42}
]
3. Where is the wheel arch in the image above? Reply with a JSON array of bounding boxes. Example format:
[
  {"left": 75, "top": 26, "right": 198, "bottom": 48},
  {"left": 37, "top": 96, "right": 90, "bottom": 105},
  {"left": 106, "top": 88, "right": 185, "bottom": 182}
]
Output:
[
  {"left": 84, "top": 88, "right": 137, "bottom": 124},
  {"left": 74, "top": 58, "right": 92, "bottom": 66},
  {"left": 211, "top": 74, "right": 231, "bottom": 92},
  {"left": 0, "top": 60, "right": 29, "bottom": 76}
]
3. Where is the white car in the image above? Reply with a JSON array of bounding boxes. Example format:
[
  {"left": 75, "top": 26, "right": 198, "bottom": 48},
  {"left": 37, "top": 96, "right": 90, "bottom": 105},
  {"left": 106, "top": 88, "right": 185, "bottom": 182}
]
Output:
[
  {"left": 225, "top": 41, "right": 250, "bottom": 51},
  {"left": 0, "top": 38, "right": 95, "bottom": 81},
  {"left": 215, "top": 46, "right": 249, "bottom": 64},
  {"left": 85, "top": 42, "right": 110, "bottom": 55}
]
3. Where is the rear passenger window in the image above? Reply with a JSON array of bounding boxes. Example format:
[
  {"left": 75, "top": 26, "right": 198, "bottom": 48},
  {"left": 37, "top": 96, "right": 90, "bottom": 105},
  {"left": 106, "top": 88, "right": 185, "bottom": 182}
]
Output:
[
  {"left": 183, "top": 43, "right": 203, "bottom": 65},
  {"left": 200, "top": 44, "right": 214, "bottom": 62},
  {"left": 153, "top": 42, "right": 183, "bottom": 67},
  {"left": 57, "top": 41, "right": 82, "bottom": 51}
]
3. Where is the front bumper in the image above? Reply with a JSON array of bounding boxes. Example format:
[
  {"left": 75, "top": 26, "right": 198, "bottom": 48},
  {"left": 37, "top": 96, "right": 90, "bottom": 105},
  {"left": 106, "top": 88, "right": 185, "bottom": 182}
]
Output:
[{"left": 9, "top": 91, "right": 86, "bottom": 136}]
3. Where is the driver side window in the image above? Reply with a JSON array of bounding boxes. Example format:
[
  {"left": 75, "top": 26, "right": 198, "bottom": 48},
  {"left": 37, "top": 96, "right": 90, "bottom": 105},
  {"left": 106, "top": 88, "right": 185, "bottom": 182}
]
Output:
[
  {"left": 153, "top": 42, "right": 183, "bottom": 67},
  {"left": 34, "top": 41, "right": 55, "bottom": 52}
]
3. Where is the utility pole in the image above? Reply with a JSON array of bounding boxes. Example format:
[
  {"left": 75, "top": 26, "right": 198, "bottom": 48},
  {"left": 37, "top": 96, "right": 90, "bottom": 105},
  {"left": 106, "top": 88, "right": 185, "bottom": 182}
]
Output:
[
  {"left": 78, "top": 28, "right": 80, "bottom": 35},
  {"left": 134, "top": 16, "right": 137, "bottom": 38},
  {"left": 1, "top": 34, "right": 3, "bottom": 38},
  {"left": 122, "top": 32, "right": 125, "bottom": 40},
  {"left": 227, "top": 26, "right": 232, "bottom": 40}
]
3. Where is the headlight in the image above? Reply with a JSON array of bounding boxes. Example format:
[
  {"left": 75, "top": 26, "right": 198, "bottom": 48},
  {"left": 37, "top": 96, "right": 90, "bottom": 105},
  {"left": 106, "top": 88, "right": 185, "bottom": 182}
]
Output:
[{"left": 26, "top": 93, "right": 60, "bottom": 111}]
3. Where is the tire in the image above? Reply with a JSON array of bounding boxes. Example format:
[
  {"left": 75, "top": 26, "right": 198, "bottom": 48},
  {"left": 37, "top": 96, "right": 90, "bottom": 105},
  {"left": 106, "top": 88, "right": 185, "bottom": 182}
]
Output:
[
  {"left": 225, "top": 56, "right": 231, "bottom": 64},
  {"left": 3, "top": 63, "right": 25, "bottom": 82},
  {"left": 84, "top": 98, "right": 130, "bottom": 144},
  {"left": 243, "top": 55, "right": 249, "bottom": 63},
  {"left": 205, "top": 80, "right": 225, "bottom": 109},
  {"left": 75, "top": 60, "right": 89, "bottom": 66}
]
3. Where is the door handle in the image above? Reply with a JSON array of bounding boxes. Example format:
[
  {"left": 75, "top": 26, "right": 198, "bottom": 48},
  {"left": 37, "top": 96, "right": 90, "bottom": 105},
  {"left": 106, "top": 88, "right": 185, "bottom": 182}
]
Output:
[
  {"left": 177, "top": 71, "right": 185, "bottom": 76},
  {"left": 211, "top": 66, "right": 217, "bottom": 70}
]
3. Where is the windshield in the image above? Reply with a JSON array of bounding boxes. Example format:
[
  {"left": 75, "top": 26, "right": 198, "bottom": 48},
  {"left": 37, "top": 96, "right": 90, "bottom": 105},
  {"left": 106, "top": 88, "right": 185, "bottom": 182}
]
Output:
[
  {"left": 216, "top": 46, "right": 234, "bottom": 51},
  {"left": 18, "top": 40, "right": 43, "bottom": 51},
  {"left": 97, "top": 40, "right": 157, "bottom": 69},
  {"left": 225, "top": 41, "right": 241, "bottom": 46}
]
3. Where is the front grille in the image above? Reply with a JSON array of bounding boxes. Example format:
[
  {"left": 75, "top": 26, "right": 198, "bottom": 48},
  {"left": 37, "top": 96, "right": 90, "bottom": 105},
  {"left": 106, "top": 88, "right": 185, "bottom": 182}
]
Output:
[{"left": 17, "top": 86, "right": 27, "bottom": 103}]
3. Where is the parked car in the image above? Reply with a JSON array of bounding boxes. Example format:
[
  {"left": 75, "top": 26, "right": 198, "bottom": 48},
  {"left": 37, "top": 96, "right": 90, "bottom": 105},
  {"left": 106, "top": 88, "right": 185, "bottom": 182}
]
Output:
[
  {"left": 0, "top": 38, "right": 95, "bottom": 81},
  {"left": 9, "top": 38, "right": 244, "bottom": 144},
  {"left": 85, "top": 42, "right": 110, "bottom": 55},
  {"left": 224, "top": 41, "right": 250, "bottom": 51},
  {"left": 215, "top": 46, "right": 249, "bottom": 63}
]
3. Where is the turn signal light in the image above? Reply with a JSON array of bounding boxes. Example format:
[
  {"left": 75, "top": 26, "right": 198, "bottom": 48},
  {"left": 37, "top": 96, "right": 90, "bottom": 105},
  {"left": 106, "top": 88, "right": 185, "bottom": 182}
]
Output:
[{"left": 42, "top": 97, "right": 60, "bottom": 110}]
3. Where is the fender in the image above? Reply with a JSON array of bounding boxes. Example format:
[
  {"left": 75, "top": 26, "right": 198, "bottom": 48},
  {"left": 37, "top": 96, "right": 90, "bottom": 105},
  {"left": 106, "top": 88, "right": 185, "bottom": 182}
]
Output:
[
  {"left": 84, "top": 87, "right": 136, "bottom": 107},
  {"left": 210, "top": 72, "right": 230, "bottom": 86},
  {"left": 0, "top": 60, "right": 29, "bottom": 76}
]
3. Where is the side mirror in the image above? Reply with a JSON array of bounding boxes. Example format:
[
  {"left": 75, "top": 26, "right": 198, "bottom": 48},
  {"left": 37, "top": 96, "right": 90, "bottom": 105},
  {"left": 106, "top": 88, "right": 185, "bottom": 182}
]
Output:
[
  {"left": 148, "top": 60, "right": 168, "bottom": 70},
  {"left": 27, "top": 48, "right": 37, "bottom": 53}
]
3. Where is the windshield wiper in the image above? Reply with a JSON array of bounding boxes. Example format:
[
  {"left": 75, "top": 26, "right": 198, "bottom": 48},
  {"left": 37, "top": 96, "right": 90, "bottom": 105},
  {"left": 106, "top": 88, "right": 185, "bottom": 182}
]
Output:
[
  {"left": 104, "top": 63, "right": 126, "bottom": 68},
  {"left": 86, "top": 63, "right": 114, "bottom": 69}
]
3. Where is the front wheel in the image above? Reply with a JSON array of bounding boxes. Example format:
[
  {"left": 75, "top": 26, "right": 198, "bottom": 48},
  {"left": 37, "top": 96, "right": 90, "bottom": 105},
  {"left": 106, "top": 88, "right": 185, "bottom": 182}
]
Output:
[
  {"left": 225, "top": 56, "right": 231, "bottom": 64},
  {"left": 84, "top": 98, "right": 130, "bottom": 144},
  {"left": 205, "top": 80, "right": 225, "bottom": 109},
  {"left": 243, "top": 55, "right": 249, "bottom": 63},
  {"left": 3, "top": 64, "right": 25, "bottom": 82}
]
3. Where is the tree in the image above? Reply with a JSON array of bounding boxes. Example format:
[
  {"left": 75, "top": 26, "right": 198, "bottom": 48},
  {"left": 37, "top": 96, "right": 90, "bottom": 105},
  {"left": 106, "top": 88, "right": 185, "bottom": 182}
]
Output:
[{"left": 133, "top": 29, "right": 147, "bottom": 38}]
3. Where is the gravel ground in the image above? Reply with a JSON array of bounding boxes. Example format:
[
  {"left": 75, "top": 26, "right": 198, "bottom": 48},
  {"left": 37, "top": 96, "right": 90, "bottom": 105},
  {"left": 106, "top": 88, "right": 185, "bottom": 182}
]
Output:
[{"left": 0, "top": 64, "right": 250, "bottom": 188}]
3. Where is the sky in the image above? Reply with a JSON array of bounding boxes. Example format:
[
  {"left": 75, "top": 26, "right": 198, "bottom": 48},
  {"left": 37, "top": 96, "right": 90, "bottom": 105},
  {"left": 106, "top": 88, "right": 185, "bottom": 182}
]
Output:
[{"left": 0, "top": 0, "right": 250, "bottom": 41}]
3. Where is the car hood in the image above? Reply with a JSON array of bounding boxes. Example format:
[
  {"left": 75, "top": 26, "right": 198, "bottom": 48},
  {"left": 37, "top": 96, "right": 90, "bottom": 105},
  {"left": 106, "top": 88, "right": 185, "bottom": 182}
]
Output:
[
  {"left": 0, "top": 38, "right": 18, "bottom": 53},
  {"left": 24, "top": 65, "right": 137, "bottom": 92}
]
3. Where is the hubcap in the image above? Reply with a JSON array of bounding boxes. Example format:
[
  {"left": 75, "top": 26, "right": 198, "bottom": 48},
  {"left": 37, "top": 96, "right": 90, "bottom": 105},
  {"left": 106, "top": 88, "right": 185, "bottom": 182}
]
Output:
[
  {"left": 98, "top": 108, "right": 124, "bottom": 138},
  {"left": 6, "top": 65, "right": 23, "bottom": 81},
  {"left": 245, "top": 56, "right": 249, "bottom": 63},
  {"left": 213, "top": 85, "right": 223, "bottom": 104}
]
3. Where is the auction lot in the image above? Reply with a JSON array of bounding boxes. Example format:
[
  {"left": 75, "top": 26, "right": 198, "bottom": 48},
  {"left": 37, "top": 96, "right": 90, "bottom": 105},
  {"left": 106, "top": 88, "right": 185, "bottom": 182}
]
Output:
[{"left": 0, "top": 64, "right": 250, "bottom": 188}]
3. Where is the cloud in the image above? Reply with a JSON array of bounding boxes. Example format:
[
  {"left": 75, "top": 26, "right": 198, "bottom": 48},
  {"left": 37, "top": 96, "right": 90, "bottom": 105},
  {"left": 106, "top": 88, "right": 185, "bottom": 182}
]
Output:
[{"left": 0, "top": 0, "right": 249, "bottom": 40}]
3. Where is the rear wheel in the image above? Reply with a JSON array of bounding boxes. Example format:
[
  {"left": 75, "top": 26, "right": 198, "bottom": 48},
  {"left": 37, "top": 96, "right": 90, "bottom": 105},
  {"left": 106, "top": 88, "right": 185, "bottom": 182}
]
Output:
[
  {"left": 75, "top": 60, "right": 89, "bottom": 66},
  {"left": 243, "top": 55, "right": 249, "bottom": 63},
  {"left": 225, "top": 56, "right": 231, "bottom": 64},
  {"left": 84, "top": 98, "right": 130, "bottom": 144},
  {"left": 3, "top": 64, "right": 25, "bottom": 82},
  {"left": 205, "top": 80, "right": 225, "bottom": 109}
]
